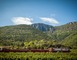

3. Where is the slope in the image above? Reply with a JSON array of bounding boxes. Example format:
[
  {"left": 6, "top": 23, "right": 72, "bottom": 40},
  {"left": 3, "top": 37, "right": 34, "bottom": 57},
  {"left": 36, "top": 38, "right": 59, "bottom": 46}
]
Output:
[
  {"left": 47, "top": 22, "right": 77, "bottom": 40},
  {"left": 32, "top": 23, "right": 55, "bottom": 32},
  {"left": 61, "top": 31, "right": 77, "bottom": 48},
  {"left": 32, "top": 22, "right": 77, "bottom": 48},
  {"left": 0, "top": 25, "right": 51, "bottom": 46}
]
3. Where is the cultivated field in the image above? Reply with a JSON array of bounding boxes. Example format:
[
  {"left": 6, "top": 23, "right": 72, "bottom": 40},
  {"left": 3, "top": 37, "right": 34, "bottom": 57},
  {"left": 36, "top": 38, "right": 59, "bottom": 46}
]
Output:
[{"left": 0, "top": 49, "right": 77, "bottom": 60}]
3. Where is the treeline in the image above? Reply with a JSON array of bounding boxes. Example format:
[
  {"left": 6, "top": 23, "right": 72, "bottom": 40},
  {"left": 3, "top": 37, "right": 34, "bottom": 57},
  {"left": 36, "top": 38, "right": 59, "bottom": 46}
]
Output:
[{"left": 18, "top": 40, "right": 70, "bottom": 49}]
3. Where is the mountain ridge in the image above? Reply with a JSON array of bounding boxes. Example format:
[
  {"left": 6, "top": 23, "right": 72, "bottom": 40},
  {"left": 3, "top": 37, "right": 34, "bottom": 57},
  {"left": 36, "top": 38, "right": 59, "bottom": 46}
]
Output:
[{"left": 32, "top": 23, "right": 55, "bottom": 32}]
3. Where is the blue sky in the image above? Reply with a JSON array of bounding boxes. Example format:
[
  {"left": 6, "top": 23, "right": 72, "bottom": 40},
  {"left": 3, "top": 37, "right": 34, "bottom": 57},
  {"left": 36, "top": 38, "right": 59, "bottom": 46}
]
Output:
[{"left": 0, "top": 0, "right": 77, "bottom": 26}]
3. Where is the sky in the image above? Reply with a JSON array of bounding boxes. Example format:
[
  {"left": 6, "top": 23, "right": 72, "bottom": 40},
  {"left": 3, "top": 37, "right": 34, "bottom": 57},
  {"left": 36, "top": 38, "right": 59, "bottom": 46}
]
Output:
[{"left": 0, "top": 0, "right": 77, "bottom": 26}]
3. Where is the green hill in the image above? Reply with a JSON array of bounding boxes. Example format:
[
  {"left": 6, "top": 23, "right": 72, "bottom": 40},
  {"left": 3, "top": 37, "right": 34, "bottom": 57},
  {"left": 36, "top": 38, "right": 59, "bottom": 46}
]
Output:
[
  {"left": 47, "top": 22, "right": 77, "bottom": 48},
  {"left": 47, "top": 22, "right": 77, "bottom": 40},
  {"left": 61, "top": 31, "right": 77, "bottom": 48},
  {"left": 0, "top": 25, "right": 51, "bottom": 46},
  {"left": 0, "top": 22, "right": 77, "bottom": 48},
  {"left": 31, "top": 22, "right": 77, "bottom": 48}
]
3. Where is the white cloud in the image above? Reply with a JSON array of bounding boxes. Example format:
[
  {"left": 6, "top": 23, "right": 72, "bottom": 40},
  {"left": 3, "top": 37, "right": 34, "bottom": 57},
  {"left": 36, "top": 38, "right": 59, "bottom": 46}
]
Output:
[
  {"left": 40, "top": 17, "right": 59, "bottom": 24},
  {"left": 12, "top": 17, "right": 33, "bottom": 25}
]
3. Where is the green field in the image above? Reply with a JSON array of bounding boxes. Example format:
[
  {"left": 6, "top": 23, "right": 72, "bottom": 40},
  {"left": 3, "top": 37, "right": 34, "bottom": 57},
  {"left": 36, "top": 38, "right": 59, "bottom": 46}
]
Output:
[{"left": 0, "top": 49, "right": 77, "bottom": 60}]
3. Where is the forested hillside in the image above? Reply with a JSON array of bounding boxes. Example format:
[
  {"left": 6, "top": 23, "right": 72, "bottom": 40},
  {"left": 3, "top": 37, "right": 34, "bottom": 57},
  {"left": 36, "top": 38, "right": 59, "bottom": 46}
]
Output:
[
  {"left": 61, "top": 31, "right": 77, "bottom": 48},
  {"left": 0, "top": 25, "right": 51, "bottom": 46},
  {"left": 0, "top": 22, "right": 77, "bottom": 48},
  {"left": 32, "top": 22, "right": 77, "bottom": 48},
  {"left": 47, "top": 22, "right": 77, "bottom": 40}
]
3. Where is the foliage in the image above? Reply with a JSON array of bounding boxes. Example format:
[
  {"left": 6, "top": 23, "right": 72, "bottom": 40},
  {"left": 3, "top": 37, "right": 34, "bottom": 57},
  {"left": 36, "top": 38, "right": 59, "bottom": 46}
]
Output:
[
  {"left": 24, "top": 40, "right": 55, "bottom": 49},
  {"left": 0, "top": 25, "right": 51, "bottom": 46},
  {"left": 61, "top": 31, "right": 77, "bottom": 49},
  {"left": 47, "top": 22, "right": 77, "bottom": 48}
]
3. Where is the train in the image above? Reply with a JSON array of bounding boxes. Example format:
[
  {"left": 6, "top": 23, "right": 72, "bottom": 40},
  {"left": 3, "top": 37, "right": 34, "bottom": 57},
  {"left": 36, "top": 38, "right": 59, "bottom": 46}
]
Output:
[{"left": 0, "top": 47, "right": 70, "bottom": 52}]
